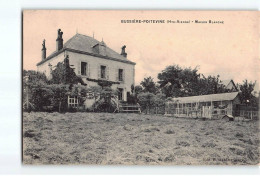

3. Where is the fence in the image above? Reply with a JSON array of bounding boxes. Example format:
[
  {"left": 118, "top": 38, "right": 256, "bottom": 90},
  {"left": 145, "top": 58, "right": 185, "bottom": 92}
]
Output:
[
  {"left": 140, "top": 105, "right": 165, "bottom": 115},
  {"left": 239, "top": 110, "right": 259, "bottom": 120}
]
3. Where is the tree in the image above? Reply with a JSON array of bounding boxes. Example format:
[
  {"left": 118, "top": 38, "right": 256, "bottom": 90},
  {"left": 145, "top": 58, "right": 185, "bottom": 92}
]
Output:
[
  {"left": 23, "top": 70, "right": 48, "bottom": 85},
  {"left": 49, "top": 84, "right": 70, "bottom": 112},
  {"left": 50, "top": 55, "right": 85, "bottom": 85},
  {"left": 157, "top": 65, "right": 200, "bottom": 97},
  {"left": 137, "top": 92, "right": 155, "bottom": 114},
  {"left": 92, "top": 87, "right": 118, "bottom": 112},
  {"left": 239, "top": 80, "right": 256, "bottom": 106},
  {"left": 198, "top": 74, "right": 228, "bottom": 95},
  {"left": 23, "top": 70, "right": 50, "bottom": 111},
  {"left": 153, "top": 93, "right": 166, "bottom": 114},
  {"left": 134, "top": 85, "right": 143, "bottom": 95},
  {"left": 28, "top": 83, "right": 54, "bottom": 111},
  {"left": 157, "top": 65, "right": 231, "bottom": 97},
  {"left": 70, "top": 84, "right": 90, "bottom": 108},
  {"left": 140, "top": 76, "right": 157, "bottom": 94}
]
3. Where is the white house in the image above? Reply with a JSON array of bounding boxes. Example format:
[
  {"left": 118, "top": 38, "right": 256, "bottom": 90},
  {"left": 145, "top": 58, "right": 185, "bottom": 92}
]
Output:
[{"left": 37, "top": 29, "right": 136, "bottom": 102}]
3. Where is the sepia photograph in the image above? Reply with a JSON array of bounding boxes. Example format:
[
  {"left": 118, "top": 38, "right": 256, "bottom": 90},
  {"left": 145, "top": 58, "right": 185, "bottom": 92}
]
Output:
[{"left": 22, "top": 10, "right": 259, "bottom": 165}]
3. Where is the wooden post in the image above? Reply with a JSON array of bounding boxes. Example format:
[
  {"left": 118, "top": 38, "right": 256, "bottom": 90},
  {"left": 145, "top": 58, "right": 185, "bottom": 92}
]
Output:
[
  {"left": 230, "top": 101, "right": 233, "bottom": 116},
  {"left": 177, "top": 102, "right": 179, "bottom": 116},
  {"left": 26, "top": 85, "right": 29, "bottom": 110},
  {"left": 210, "top": 100, "right": 213, "bottom": 119},
  {"left": 186, "top": 103, "right": 188, "bottom": 117}
]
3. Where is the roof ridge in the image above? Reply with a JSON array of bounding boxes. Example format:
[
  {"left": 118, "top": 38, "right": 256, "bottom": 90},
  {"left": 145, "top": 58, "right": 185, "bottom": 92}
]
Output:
[
  {"left": 37, "top": 32, "right": 135, "bottom": 66},
  {"left": 175, "top": 91, "right": 239, "bottom": 98},
  {"left": 76, "top": 33, "right": 100, "bottom": 42}
]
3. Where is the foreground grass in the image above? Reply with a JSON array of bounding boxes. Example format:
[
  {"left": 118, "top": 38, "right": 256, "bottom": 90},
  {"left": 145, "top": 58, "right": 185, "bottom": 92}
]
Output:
[{"left": 23, "top": 112, "right": 259, "bottom": 165}]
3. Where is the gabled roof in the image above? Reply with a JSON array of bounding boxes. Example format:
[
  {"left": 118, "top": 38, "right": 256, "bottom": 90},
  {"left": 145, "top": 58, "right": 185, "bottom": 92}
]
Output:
[
  {"left": 37, "top": 33, "right": 135, "bottom": 66},
  {"left": 221, "top": 79, "right": 231, "bottom": 86},
  {"left": 170, "top": 92, "right": 239, "bottom": 103},
  {"left": 220, "top": 79, "right": 238, "bottom": 90}
]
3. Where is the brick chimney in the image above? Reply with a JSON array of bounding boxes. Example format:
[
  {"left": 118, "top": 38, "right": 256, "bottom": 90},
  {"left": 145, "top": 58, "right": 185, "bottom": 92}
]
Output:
[
  {"left": 41, "top": 39, "right": 46, "bottom": 60},
  {"left": 121, "top": 45, "right": 127, "bottom": 58},
  {"left": 56, "top": 29, "right": 63, "bottom": 51}
]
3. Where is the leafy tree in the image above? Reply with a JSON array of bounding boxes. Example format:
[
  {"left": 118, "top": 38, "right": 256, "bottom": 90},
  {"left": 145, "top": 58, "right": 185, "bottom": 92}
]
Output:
[
  {"left": 157, "top": 65, "right": 231, "bottom": 97},
  {"left": 198, "top": 74, "right": 229, "bottom": 95},
  {"left": 92, "top": 87, "right": 118, "bottom": 112},
  {"left": 70, "top": 84, "right": 90, "bottom": 107},
  {"left": 49, "top": 84, "right": 70, "bottom": 112},
  {"left": 23, "top": 70, "right": 48, "bottom": 85},
  {"left": 137, "top": 92, "right": 155, "bottom": 114},
  {"left": 153, "top": 93, "right": 166, "bottom": 114},
  {"left": 50, "top": 55, "right": 85, "bottom": 85},
  {"left": 154, "top": 93, "right": 166, "bottom": 107},
  {"left": 158, "top": 65, "right": 200, "bottom": 97},
  {"left": 238, "top": 80, "right": 256, "bottom": 106},
  {"left": 140, "top": 76, "right": 157, "bottom": 94},
  {"left": 28, "top": 83, "right": 53, "bottom": 111},
  {"left": 23, "top": 70, "right": 50, "bottom": 111},
  {"left": 134, "top": 85, "right": 143, "bottom": 95}
]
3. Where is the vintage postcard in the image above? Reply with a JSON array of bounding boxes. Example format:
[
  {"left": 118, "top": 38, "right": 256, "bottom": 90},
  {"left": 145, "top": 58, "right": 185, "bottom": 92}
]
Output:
[{"left": 22, "top": 10, "right": 259, "bottom": 165}]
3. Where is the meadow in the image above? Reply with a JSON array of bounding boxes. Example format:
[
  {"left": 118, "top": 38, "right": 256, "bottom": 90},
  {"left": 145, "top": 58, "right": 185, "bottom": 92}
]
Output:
[{"left": 23, "top": 112, "right": 259, "bottom": 165}]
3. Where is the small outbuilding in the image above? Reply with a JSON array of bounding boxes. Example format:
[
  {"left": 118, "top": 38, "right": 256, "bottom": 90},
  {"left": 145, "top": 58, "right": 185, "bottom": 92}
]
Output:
[{"left": 165, "top": 92, "right": 241, "bottom": 119}]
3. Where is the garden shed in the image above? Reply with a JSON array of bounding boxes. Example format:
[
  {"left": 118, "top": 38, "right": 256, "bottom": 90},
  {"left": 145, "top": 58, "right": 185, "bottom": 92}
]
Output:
[{"left": 165, "top": 92, "right": 241, "bottom": 119}]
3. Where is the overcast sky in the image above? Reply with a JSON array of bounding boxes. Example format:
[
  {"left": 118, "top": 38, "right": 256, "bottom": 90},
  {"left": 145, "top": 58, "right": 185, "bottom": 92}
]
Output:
[{"left": 23, "top": 10, "right": 259, "bottom": 91}]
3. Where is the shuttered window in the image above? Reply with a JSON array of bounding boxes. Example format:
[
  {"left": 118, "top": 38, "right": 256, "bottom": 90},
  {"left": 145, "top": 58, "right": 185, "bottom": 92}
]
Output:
[
  {"left": 81, "top": 62, "right": 87, "bottom": 76},
  {"left": 118, "top": 69, "right": 123, "bottom": 81},
  {"left": 101, "top": 65, "right": 106, "bottom": 79}
]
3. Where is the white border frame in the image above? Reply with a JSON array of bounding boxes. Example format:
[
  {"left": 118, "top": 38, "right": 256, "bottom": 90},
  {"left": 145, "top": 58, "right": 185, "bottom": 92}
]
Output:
[{"left": 0, "top": 0, "right": 259, "bottom": 175}]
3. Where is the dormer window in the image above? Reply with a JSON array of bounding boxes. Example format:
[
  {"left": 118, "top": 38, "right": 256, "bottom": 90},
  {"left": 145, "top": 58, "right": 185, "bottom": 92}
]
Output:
[{"left": 92, "top": 41, "right": 106, "bottom": 56}]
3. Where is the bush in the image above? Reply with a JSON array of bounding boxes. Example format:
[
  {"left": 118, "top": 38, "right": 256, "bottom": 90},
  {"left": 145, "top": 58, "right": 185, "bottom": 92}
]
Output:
[
  {"left": 137, "top": 92, "right": 155, "bottom": 114},
  {"left": 29, "top": 83, "right": 54, "bottom": 111},
  {"left": 137, "top": 92, "right": 166, "bottom": 114},
  {"left": 91, "top": 87, "right": 118, "bottom": 113},
  {"left": 127, "top": 93, "right": 138, "bottom": 104}
]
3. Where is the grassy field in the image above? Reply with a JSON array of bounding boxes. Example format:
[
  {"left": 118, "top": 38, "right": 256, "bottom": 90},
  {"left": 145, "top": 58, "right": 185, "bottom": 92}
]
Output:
[{"left": 23, "top": 112, "right": 259, "bottom": 165}]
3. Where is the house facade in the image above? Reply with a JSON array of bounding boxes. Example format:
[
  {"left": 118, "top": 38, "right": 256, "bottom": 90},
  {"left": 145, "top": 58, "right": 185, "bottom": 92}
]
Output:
[{"left": 37, "top": 29, "right": 136, "bottom": 102}]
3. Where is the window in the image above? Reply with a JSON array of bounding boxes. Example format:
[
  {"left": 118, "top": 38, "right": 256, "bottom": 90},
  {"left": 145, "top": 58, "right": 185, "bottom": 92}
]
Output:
[
  {"left": 68, "top": 96, "right": 78, "bottom": 108},
  {"left": 101, "top": 65, "right": 106, "bottom": 79},
  {"left": 118, "top": 88, "right": 123, "bottom": 101},
  {"left": 81, "top": 62, "right": 87, "bottom": 76},
  {"left": 118, "top": 69, "right": 123, "bottom": 81}
]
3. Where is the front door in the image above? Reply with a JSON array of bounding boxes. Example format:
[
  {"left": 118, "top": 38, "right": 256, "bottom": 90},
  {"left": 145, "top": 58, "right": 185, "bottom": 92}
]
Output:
[{"left": 118, "top": 88, "right": 123, "bottom": 101}]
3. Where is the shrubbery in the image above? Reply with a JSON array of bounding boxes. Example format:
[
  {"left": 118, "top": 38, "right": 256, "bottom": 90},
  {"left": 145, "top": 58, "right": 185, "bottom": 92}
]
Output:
[
  {"left": 23, "top": 74, "right": 119, "bottom": 112},
  {"left": 137, "top": 92, "right": 166, "bottom": 114}
]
